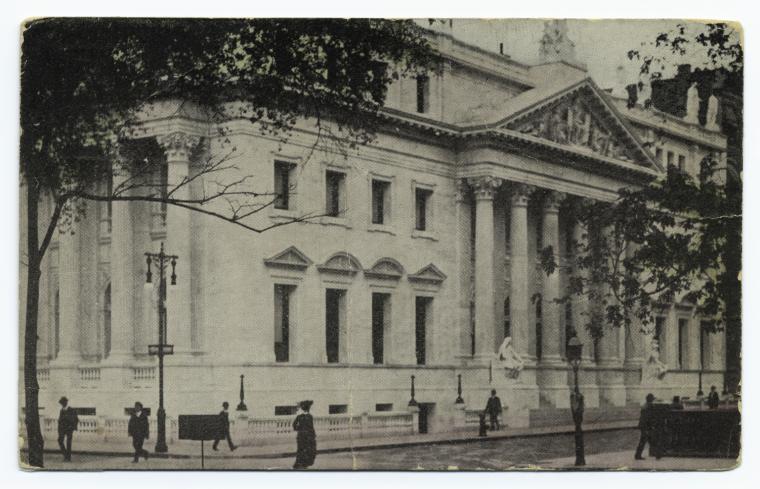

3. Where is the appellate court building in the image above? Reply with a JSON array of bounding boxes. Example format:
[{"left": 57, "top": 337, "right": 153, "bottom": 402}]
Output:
[{"left": 23, "top": 22, "right": 730, "bottom": 438}]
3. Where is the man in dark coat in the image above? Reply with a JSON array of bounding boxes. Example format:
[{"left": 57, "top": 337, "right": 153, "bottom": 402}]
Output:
[
  {"left": 635, "top": 393, "right": 657, "bottom": 460},
  {"left": 127, "top": 402, "right": 150, "bottom": 463},
  {"left": 212, "top": 401, "right": 237, "bottom": 451},
  {"left": 485, "top": 389, "right": 503, "bottom": 431},
  {"left": 57, "top": 396, "right": 78, "bottom": 462},
  {"left": 707, "top": 385, "right": 721, "bottom": 409},
  {"left": 293, "top": 400, "right": 316, "bottom": 469}
]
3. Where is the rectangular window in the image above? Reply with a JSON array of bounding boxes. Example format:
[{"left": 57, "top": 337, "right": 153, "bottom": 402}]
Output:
[
  {"left": 667, "top": 151, "right": 675, "bottom": 167},
  {"left": 415, "top": 188, "right": 433, "bottom": 231},
  {"left": 654, "top": 316, "right": 665, "bottom": 343},
  {"left": 371, "top": 293, "right": 391, "bottom": 364},
  {"left": 655, "top": 147, "right": 663, "bottom": 163},
  {"left": 535, "top": 212, "right": 544, "bottom": 250},
  {"left": 274, "top": 161, "right": 295, "bottom": 210},
  {"left": 275, "top": 405, "right": 297, "bottom": 416},
  {"left": 325, "top": 289, "right": 346, "bottom": 363},
  {"left": 325, "top": 170, "right": 346, "bottom": 217},
  {"left": 678, "top": 318, "right": 689, "bottom": 369},
  {"left": 535, "top": 300, "right": 543, "bottom": 360},
  {"left": 329, "top": 404, "right": 348, "bottom": 415},
  {"left": 371, "top": 179, "right": 391, "bottom": 224},
  {"left": 564, "top": 302, "right": 574, "bottom": 350},
  {"left": 416, "top": 75, "right": 430, "bottom": 114},
  {"left": 700, "top": 321, "right": 710, "bottom": 369},
  {"left": 503, "top": 297, "right": 511, "bottom": 339},
  {"left": 375, "top": 403, "right": 393, "bottom": 412},
  {"left": 415, "top": 297, "right": 432, "bottom": 365},
  {"left": 678, "top": 154, "right": 686, "bottom": 172},
  {"left": 274, "top": 284, "right": 295, "bottom": 362}
]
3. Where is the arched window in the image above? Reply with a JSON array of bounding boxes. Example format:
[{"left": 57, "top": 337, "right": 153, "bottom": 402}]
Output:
[
  {"left": 53, "top": 289, "right": 60, "bottom": 358},
  {"left": 103, "top": 284, "right": 112, "bottom": 358}
]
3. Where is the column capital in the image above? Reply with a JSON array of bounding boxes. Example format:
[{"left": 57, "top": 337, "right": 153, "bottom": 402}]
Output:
[
  {"left": 454, "top": 179, "right": 470, "bottom": 203},
  {"left": 509, "top": 183, "right": 534, "bottom": 207},
  {"left": 157, "top": 132, "right": 201, "bottom": 162},
  {"left": 542, "top": 190, "right": 566, "bottom": 213},
  {"left": 467, "top": 176, "right": 502, "bottom": 200}
]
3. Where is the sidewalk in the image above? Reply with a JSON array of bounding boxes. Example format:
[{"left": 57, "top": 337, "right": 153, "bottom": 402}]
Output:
[
  {"left": 537, "top": 450, "right": 738, "bottom": 471},
  {"left": 26, "top": 420, "right": 637, "bottom": 459}
]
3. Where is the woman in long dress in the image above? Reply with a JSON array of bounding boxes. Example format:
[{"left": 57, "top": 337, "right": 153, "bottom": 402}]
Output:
[{"left": 293, "top": 400, "right": 316, "bottom": 469}]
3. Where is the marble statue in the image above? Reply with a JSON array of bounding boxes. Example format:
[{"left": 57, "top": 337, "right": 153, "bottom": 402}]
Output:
[
  {"left": 642, "top": 338, "right": 668, "bottom": 381},
  {"left": 706, "top": 94, "right": 720, "bottom": 131},
  {"left": 685, "top": 82, "right": 700, "bottom": 124},
  {"left": 495, "top": 337, "right": 525, "bottom": 379}
]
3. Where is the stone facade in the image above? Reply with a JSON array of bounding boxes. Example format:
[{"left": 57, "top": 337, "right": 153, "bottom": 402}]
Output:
[{"left": 21, "top": 27, "right": 729, "bottom": 436}]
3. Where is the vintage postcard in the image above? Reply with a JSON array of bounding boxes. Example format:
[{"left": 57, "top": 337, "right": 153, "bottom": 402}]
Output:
[{"left": 18, "top": 18, "right": 741, "bottom": 471}]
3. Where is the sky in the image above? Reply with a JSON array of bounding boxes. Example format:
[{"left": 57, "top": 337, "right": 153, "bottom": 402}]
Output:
[{"left": 438, "top": 19, "right": 729, "bottom": 91}]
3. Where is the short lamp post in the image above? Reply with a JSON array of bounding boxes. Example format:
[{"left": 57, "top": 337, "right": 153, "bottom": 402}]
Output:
[
  {"left": 567, "top": 336, "right": 586, "bottom": 467},
  {"left": 145, "top": 242, "right": 177, "bottom": 453}
]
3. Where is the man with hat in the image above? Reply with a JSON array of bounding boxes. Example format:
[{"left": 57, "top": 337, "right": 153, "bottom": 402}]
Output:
[
  {"left": 212, "top": 401, "right": 237, "bottom": 452},
  {"left": 57, "top": 396, "right": 78, "bottom": 462},
  {"left": 634, "top": 393, "right": 657, "bottom": 460},
  {"left": 128, "top": 402, "right": 150, "bottom": 463}
]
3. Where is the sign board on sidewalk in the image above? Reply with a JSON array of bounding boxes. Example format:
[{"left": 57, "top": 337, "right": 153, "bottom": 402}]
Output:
[{"left": 178, "top": 414, "right": 225, "bottom": 441}]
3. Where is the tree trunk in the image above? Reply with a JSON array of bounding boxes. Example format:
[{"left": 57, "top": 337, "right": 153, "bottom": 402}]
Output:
[{"left": 24, "top": 184, "right": 44, "bottom": 468}]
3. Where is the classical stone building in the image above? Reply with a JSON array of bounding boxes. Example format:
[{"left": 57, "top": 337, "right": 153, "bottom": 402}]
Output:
[{"left": 22, "top": 22, "right": 729, "bottom": 438}]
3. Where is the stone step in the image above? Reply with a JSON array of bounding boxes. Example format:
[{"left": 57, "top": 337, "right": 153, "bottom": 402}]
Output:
[{"left": 529, "top": 405, "right": 640, "bottom": 428}]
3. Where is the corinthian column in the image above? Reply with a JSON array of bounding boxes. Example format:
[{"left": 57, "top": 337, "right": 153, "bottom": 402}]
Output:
[
  {"left": 55, "top": 220, "right": 81, "bottom": 364},
  {"left": 468, "top": 176, "right": 502, "bottom": 359},
  {"left": 540, "top": 191, "right": 565, "bottom": 365},
  {"left": 454, "top": 180, "right": 473, "bottom": 356},
  {"left": 157, "top": 132, "right": 200, "bottom": 355},
  {"left": 108, "top": 170, "right": 136, "bottom": 362},
  {"left": 571, "top": 217, "right": 595, "bottom": 364},
  {"left": 509, "top": 183, "right": 533, "bottom": 360}
]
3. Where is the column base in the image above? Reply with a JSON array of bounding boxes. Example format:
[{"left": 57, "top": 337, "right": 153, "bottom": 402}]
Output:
[{"left": 537, "top": 362, "right": 570, "bottom": 408}]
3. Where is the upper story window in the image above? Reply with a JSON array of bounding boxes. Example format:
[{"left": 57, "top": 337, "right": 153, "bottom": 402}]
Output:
[
  {"left": 655, "top": 147, "right": 663, "bottom": 163},
  {"left": 325, "top": 170, "right": 346, "bottom": 217},
  {"left": 274, "top": 161, "right": 296, "bottom": 210},
  {"left": 415, "top": 188, "right": 433, "bottom": 231},
  {"left": 666, "top": 151, "right": 675, "bottom": 167},
  {"left": 677, "top": 154, "right": 687, "bottom": 172},
  {"left": 371, "top": 179, "right": 391, "bottom": 224},
  {"left": 416, "top": 74, "right": 430, "bottom": 114}
]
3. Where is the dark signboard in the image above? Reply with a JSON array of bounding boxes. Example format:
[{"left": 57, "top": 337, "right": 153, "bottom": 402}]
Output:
[{"left": 178, "top": 414, "right": 225, "bottom": 441}]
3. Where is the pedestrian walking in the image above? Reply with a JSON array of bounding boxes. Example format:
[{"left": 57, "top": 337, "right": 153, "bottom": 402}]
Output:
[
  {"left": 57, "top": 396, "right": 78, "bottom": 462},
  {"left": 128, "top": 402, "right": 150, "bottom": 463},
  {"left": 212, "top": 401, "right": 237, "bottom": 452},
  {"left": 634, "top": 393, "right": 658, "bottom": 460},
  {"left": 293, "top": 400, "right": 316, "bottom": 469},
  {"left": 485, "top": 389, "right": 503, "bottom": 430}
]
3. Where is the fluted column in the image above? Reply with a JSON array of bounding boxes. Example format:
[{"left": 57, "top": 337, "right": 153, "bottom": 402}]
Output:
[
  {"left": 596, "top": 226, "right": 621, "bottom": 368},
  {"left": 454, "top": 180, "right": 473, "bottom": 356},
  {"left": 55, "top": 221, "right": 81, "bottom": 364},
  {"left": 540, "top": 191, "right": 564, "bottom": 365},
  {"left": 469, "top": 176, "right": 502, "bottom": 359},
  {"left": 509, "top": 183, "right": 532, "bottom": 360},
  {"left": 158, "top": 132, "right": 200, "bottom": 355},
  {"left": 108, "top": 171, "right": 136, "bottom": 361},
  {"left": 623, "top": 243, "right": 646, "bottom": 369},
  {"left": 571, "top": 219, "right": 595, "bottom": 364}
]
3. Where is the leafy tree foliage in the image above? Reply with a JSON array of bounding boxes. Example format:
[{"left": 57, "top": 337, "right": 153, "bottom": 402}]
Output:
[{"left": 20, "top": 18, "right": 437, "bottom": 467}]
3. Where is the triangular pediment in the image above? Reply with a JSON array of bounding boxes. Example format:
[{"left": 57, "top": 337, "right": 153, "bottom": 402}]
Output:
[
  {"left": 408, "top": 263, "right": 447, "bottom": 285},
  {"left": 365, "top": 258, "right": 405, "bottom": 280},
  {"left": 497, "top": 79, "right": 659, "bottom": 170},
  {"left": 317, "top": 252, "right": 363, "bottom": 276},
  {"left": 264, "top": 246, "right": 312, "bottom": 271}
]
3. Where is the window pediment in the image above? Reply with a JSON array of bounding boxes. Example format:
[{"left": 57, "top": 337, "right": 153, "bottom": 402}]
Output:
[
  {"left": 408, "top": 263, "right": 446, "bottom": 285},
  {"left": 264, "top": 246, "right": 313, "bottom": 271},
  {"left": 365, "top": 257, "right": 405, "bottom": 281},
  {"left": 317, "top": 252, "right": 363, "bottom": 276}
]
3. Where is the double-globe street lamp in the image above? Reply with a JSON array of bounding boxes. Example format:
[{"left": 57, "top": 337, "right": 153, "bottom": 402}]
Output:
[
  {"left": 567, "top": 336, "right": 586, "bottom": 466},
  {"left": 145, "top": 242, "right": 178, "bottom": 453}
]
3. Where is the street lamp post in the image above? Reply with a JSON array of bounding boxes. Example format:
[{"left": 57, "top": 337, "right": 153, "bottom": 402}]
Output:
[
  {"left": 567, "top": 336, "right": 585, "bottom": 467},
  {"left": 145, "top": 242, "right": 177, "bottom": 453}
]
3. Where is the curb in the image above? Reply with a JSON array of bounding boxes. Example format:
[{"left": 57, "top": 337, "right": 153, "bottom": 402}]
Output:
[{"left": 26, "top": 422, "right": 638, "bottom": 460}]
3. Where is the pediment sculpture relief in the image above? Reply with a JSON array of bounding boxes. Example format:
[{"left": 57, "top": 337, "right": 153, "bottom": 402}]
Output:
[{"left": 511, "top": 96, "right": 636, "bottom": 162}]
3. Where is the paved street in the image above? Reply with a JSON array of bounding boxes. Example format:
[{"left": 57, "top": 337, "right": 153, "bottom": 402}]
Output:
[{"left": 27, "top": 428, "right": 733, "bottom": 471}]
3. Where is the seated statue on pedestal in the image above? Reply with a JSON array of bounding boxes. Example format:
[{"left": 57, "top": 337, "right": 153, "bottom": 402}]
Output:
[
  {"left": 642, "top": 339, "right": 668, "bottom": 381},
  {"left": 495, "top": 337, "right": 525, "bottom": 379}
]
